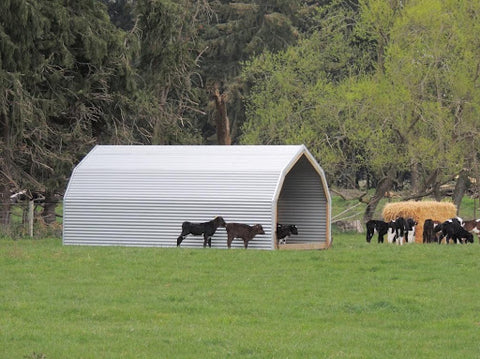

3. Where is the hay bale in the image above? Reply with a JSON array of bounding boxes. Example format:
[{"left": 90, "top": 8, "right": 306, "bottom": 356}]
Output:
[{"left": 382, "top": 201, "right": 457, "bottom": 243}]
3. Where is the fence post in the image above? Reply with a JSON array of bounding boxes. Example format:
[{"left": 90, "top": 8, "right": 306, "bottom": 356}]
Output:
[{"left": 28, "top": 200, "right": 34, "bottom": 237}]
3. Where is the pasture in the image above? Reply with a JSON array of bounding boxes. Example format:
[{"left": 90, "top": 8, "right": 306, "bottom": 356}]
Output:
[{"left": 1, "top": 234, "right": 480, "bottom": 358}]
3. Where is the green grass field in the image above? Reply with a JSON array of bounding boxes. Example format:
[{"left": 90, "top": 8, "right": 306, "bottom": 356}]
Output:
[{"left": 1, "top": 234, "right": 480, "bottom": 358}]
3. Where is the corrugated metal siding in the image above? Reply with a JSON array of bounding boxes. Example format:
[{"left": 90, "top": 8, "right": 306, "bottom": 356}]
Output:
[
  {"left": 63, "top": 145, "right": 330, "bottom": 249},
  {"left": 63, "top": 198, "right": 274, "bottom": 249}
]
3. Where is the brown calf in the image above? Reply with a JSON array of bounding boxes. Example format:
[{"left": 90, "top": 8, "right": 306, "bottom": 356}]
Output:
[
  {"left": 463, "top": 219, "right": 480, "bottom": 243},
  {"left": 226, "top": 223, "right": 265, "bottom": 249}
]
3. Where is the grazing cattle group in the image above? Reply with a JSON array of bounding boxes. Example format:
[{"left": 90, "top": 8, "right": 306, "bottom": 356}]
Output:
[
  {"left": 176, "top": 216, "right": 298, "bottom": 249},
  {"left": 366, "top": 215, "right": 480, "bottom": 245}
]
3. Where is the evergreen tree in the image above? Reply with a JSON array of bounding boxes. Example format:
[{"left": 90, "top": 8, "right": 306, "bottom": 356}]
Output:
[
  {"left": 198, "top": 0, "right": 314, "bottom": 143},
  {"left": 0, "top": 0, "right": 146, "bottom": 224},
  {"left": 133, "top": 0, "right": 211, "bottom": 145}
]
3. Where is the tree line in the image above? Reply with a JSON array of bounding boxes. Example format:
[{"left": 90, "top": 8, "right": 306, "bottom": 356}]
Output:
[
  {"left": 241, "top": 0, "right": 480, "bottom": 219},
  {"left": 1, "top": 0, "right": 479, "bottom": 226}
]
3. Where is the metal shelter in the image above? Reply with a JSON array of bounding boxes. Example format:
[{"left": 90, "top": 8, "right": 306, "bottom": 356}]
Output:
[{"left": 63, "top": 145, "right": 331, "bottom": 249}]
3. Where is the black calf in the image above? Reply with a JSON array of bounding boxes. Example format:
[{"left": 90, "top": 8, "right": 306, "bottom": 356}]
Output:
[
  {"left": 177, "top": 216, "right": 227, "bottom": 247},
  {"left": 366, "top": 220, "right": 390, "bottom": 243},
  {"left": 276, "top": 224, "right": 298, "bottom": 245},
  {"left": 423, "top": 219, "right": 436, "bottom": 243},
  {"left": 434, "top": 219, "right": 473, "bottom": 244}
]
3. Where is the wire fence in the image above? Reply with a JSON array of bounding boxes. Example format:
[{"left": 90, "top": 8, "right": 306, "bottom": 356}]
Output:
[{"left": 0, "top": 200, "right": 63, "bottom": 239}]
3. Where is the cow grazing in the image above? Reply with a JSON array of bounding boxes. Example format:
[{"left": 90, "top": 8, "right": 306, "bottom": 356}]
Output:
[
  {"left": 177, "top": 216, "right": 227, "bottom": 248},
  {"left": 434, "top": 219, "right": 474, "bottom": 244},
  {"left": 276, "top": 224, "right": 298, "bottom": 245},
  {"left": 365, "top": 220, "right": 390, "bottom": 243},
  {"left": 226, "top": 223, "right": 265, "bottom": 249}
]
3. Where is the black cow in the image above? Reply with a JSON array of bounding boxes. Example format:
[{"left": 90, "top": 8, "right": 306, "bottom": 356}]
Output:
[
  {"left": 434, "top": 219, "right": 474, "bottom": 244},
  {"left": 276, "top": 224, "right": 298, "bottom": 245},
  {"left": 177, "top": 216, "right": 227, "bottom": 247},
  {"left": 366, "top": 220, "right": 390, "bottom": 243},
  {"left": 423, "top": 219, "right": 437, "bottom": 243}
]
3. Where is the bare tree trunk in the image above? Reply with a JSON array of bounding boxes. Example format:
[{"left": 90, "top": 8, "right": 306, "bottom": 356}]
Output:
[
  {"left": 363, "top": 171, "right": 395, "bottom": 222},
  {"left": 453, "top": 170, "right": 469, "bottom": 214},
  {"left": 431, "top": 183, "right": 442, "bottom": 201},
  {"left": 212, "top": 84, "right": 231, "bottom": 145},
  {"left": 0, "top": 183, "right": 10, "bottom": 226},
  {"left": 1, "top": 112, "right": 11, "bottom": 226},
  {"left": 410, "top": 161, "right": 420, "bottom": 193},
  {"left": 152, "top": 88, "right": 169, "bottom": 145},
  {"left": 42, "top": 191, "right": 58, "bottom": 225}
]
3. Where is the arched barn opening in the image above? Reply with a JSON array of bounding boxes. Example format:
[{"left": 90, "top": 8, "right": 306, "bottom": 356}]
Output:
[{"left": 63, "top": 145, "right": 331, "bottom": 250}]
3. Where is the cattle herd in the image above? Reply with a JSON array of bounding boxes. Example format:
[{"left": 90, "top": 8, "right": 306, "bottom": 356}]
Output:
[
  {"left": 366, "top": 217, "right": 480, "bottom": 244},
  {"left": 176, "top": 216, "right": 298, "bottom": 249},
  {"left": 175, "top": 214, "right": 480, "bottom": 248}
]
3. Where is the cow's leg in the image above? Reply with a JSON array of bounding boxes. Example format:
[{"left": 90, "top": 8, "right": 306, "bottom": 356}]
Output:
[
  {"left": 243, "top": 239, "right": 249, "bottom": 249},
  {"left": 366, "top": 229, "right": 373, "bottom": 243},
  {"left": 203, "top": 234, "right": 208, "bottom": 248},
  {"left": 177, "top": 225, "right": 191, "bottom": 247},
  {"left": 227, "top": 234, "right": 234, "bottom": 248},
  {"left": 378, "top": 233, "right": 384, "bottom": 243},
  {"left": 437, "top": 232, "right": 445, "bottom": 244},
  {"left": 387, "top": 230, "right": 395, "bottom": 243},
  {"left": 177, "top": 225, "right": 192, "bottom": 246},
  {"left": 445, "top": 234, "right": 451, "bottom": 244}
]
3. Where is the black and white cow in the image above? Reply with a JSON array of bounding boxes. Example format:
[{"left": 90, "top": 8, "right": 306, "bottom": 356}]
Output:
[
  {"left": 386, "top": 217, "right": 417, "bottom": 245},
  {"left": 276, "top": 224, "right": 298, "bottom": 245},
  {"left": 434, "top": 218, "right": 473, "bottom": 244},
  {"left": 366, "top": 220, "right": 390, "bottom": 243}
]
